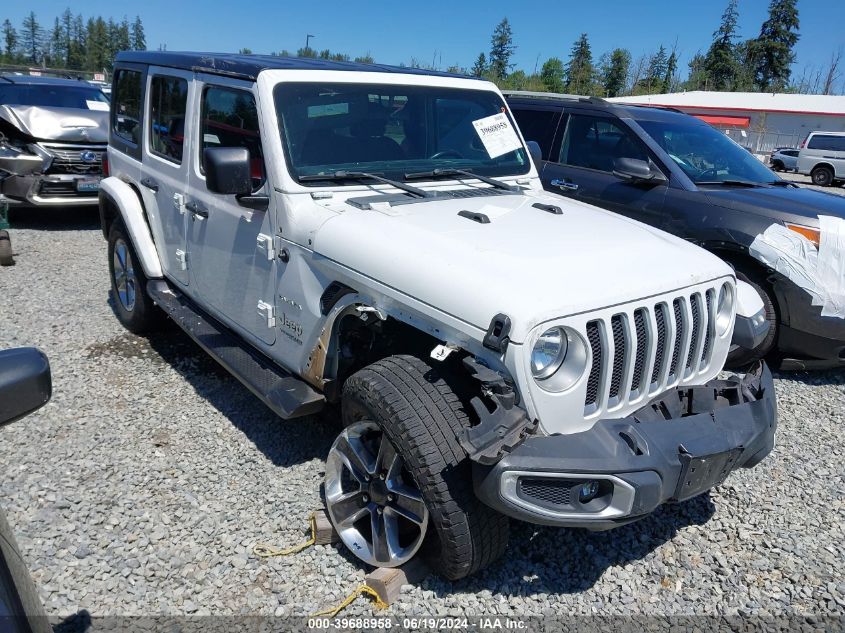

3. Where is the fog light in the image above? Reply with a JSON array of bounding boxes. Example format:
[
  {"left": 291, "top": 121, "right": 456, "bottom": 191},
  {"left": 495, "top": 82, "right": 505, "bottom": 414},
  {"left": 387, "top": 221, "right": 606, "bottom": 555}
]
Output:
[{"left": 578, "top": 481, "right": 600, "bottom": 503}]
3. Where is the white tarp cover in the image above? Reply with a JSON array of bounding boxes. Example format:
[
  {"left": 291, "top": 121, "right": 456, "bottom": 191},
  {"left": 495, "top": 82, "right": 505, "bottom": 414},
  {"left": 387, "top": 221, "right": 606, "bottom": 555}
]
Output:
[{"left": 749, "top": 216, "right": 845, "bottom": 318}]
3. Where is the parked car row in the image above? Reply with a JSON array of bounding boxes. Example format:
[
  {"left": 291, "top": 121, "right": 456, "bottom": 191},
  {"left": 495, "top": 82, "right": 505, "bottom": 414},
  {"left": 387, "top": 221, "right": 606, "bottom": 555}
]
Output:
[{"left": 0, "top": 53, "right": 840, "bottom": 588}]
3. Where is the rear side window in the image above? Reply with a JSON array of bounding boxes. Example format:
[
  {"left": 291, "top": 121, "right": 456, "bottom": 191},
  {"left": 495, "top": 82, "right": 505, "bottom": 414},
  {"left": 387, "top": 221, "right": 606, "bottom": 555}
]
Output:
[
  {"left": 807, "top": 134, "right": 845, "bottom": 152},
  {"left": 200, "top": 85, "right": 264, "bottom": 187},
  {"left": 112, "top": 70, "right": 143, "bottom": 144},
  {"left": 559, "top": 114, "right": 647, "bottom": 172},
  {"left": 511, "top": 108, "right": 561, "bottom": 159},
  {"left": 149, "top": 75, "right": 188, "bottom": 163}
]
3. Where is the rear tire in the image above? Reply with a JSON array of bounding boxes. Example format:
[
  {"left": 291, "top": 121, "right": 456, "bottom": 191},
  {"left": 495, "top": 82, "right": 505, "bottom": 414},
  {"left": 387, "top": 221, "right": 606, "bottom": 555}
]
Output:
[
  {"left": 770, "top": 160, "right": 784, "bottom": 172},
  {"left": 811, "top": 165, "right": 834, "bottom": 187},
  {"left": 726, "top": 269, "right": 778, "bottom": 369},
  {"left": 336, "top": 355, "right": 509, "bottom": 580},
  {"left": 108, "top": 220, "right": 162, "bottom": 334},
  {"left": 0, "top": 230, "right": 13, "bottom": 266}
]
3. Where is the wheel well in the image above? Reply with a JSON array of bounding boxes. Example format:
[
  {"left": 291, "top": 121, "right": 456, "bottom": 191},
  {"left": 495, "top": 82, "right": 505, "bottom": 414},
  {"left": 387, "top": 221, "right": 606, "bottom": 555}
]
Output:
[
  {"left": 710, "top": 248, "right": 786, "bottom": 323},
  {"left": 99, "top": 184, "right": 154, "bottom": 242},
  {"left": 810, "top": 162, "right": 835, "bottom": 174}
]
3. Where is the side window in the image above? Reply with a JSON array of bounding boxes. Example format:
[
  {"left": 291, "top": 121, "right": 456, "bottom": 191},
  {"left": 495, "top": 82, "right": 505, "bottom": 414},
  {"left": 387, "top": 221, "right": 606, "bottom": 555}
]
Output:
[
  {"left": 511, "top": 108, "right": 560, "bottom": 159},
  {"left": 149, "top": 75, "right": 188, "bottom": 163},
  {"left": 200, "top": 85, "right": 264, "bottom": 188},
  {"left": 559, "top": 114, "right": 647, "bottom": 172},
  {"left": 112, "top": 70, "right": 143, "bottom": 144},
  {"left": 808, "top": 135, "right": 845, "bottom": 151}
]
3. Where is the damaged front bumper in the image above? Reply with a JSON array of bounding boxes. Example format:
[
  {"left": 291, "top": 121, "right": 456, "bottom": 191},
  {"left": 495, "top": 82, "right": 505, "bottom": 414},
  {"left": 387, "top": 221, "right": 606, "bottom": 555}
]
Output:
[
  {"left": 0, "top": 144, "right": 102, "bottom": 207},
  {"left": 473, "top": 362, "right": 777, "bottom": 529}
]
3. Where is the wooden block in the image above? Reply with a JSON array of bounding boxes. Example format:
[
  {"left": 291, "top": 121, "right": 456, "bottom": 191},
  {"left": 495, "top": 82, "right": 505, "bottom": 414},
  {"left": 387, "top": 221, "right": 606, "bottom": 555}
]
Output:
[
  {"left": 365, "top": 559, "right": 430, "bottom": 605},
  {"left": 311, "top": 509, "right": 339, "bottom": 545}
]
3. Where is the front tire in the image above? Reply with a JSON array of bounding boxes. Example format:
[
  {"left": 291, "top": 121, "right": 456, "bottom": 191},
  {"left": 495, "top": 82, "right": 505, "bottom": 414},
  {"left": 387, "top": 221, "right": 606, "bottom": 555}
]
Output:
[
  {"left": 108, "top": 220, "right": 162, "bottom": 334},
  {"left": 726, "top": 269, "right": 778, "bottom": 368},
  {"left": 770, "top": 160, "right": 784, "bottom": 172},
  {"left": 329, "top": 355, "right": 509, "bottom": 579},
  {"left": 0, "top": 230, "right": 13, "bottom": 266},
  {"left": 811, "top": 165, "right": 834, "bottom": 187}
]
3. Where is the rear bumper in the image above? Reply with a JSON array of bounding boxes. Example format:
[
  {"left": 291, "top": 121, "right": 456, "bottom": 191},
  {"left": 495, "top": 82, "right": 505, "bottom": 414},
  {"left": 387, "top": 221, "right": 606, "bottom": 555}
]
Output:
[{"left": 473, "top": 362, "right": 777, "bottom": 529}]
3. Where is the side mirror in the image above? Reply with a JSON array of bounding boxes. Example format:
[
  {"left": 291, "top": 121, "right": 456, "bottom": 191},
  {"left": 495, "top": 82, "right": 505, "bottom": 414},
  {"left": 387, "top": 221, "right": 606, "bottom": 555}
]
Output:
[
  {"left": 0, "top": 348, "right": 51, "bottom": 429},
  {"left": 613, "top": 157, "right": 667, "bottom": 184},
  {"left": 526, "top": 141, "right": 543, "bottom": 167},
  {"left": 204, "top": 147, "right": 252, "bottom": 196}
]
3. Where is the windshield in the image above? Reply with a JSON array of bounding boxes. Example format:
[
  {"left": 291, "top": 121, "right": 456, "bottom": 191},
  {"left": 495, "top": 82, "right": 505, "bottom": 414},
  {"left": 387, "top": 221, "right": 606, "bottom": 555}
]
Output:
[
  {"left": 636, "top": 118, "right": 776, "bottom": 184},
  {"left": 0, "top": 84, "right": 109, "bottom": 110},
  {"left": 274, "top": 82, "right": 530, "bottom": 184}
]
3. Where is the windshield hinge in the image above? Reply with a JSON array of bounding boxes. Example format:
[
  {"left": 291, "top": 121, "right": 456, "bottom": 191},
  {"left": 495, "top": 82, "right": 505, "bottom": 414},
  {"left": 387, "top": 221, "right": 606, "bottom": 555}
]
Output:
[{"left": 256, "top": 234, "right": 276, "bottom": 261}]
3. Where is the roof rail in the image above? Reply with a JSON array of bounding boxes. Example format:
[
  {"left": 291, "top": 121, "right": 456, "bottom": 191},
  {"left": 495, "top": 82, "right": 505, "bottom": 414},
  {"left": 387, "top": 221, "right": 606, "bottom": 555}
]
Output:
[{"left": 501, "top": 90, "right": 606, "bottom": 104}]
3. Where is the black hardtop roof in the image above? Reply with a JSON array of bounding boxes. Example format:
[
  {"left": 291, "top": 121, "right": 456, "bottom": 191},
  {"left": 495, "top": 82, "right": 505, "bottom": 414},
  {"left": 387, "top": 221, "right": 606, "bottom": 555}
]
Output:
[
  {"left": 115, "top": 51, "right": 477, "bottom": 82},
  {"left": 0, "top": 74, "right": 101, "bottom": 87},
  {"left": 503, "top": 90, "right": 690, "bottom": 122}
]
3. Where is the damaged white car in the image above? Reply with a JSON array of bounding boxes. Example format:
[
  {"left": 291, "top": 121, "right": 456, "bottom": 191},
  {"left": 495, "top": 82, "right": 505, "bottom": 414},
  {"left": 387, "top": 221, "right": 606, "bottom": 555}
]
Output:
[
  {"left": 100, "top": 52, "right": 778, "bottom": 580},
  {"left": 0, "top": 75, "right": 108, "bottom": 207}
]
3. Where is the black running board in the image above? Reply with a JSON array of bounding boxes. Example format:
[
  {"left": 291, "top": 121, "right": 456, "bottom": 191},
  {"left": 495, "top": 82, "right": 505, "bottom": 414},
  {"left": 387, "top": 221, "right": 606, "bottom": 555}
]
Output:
[{"left": 147, "top": 280, "right": 325, "bottom": 419}]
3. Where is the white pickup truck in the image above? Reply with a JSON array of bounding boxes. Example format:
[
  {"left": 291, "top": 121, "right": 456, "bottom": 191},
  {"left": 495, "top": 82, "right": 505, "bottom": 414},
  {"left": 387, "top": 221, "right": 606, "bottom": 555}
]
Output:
[{"left": 98, "top": 51, "right": 776, "bottom": 580}]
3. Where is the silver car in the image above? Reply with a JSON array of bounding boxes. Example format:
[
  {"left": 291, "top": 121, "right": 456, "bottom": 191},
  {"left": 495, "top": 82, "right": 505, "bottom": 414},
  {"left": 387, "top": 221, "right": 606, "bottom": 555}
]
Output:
[
  {"left": 797, "top": 131, "right": 845, "bottom": 187},
  {"left": 769, "top": 147, "right": 799, "bottom": 172}
]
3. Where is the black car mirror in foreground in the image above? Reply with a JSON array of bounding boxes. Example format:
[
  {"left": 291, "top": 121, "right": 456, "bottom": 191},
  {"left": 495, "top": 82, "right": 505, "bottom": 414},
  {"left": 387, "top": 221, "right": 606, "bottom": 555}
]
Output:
[
  {"left": 526, "top": 140, "right": 543, "bottom": 167},
  {"left": 0, "top": 348, "right": 51, "bottom": 429},
  {"left": 613, "top": 157, "right": 667, "bottom": 184}
]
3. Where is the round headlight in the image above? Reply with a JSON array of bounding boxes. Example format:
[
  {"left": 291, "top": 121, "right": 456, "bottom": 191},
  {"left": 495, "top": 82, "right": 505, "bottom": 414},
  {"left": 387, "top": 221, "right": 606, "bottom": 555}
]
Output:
[
  {"left": 716, "top": 282, "right": 734, "bottom": 336},
  {"left": 531, "top": 327, "right": 567, "bottom": 380}
]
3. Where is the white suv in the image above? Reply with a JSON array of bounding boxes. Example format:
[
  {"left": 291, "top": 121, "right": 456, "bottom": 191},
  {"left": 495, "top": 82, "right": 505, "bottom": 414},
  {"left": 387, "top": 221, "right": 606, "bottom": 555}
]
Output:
[
  {"left": 797, "top": 131, "right": 845, "bottom": 186},
  {"left": 99, "top": 52, "right": 777, "bottom": 579}
]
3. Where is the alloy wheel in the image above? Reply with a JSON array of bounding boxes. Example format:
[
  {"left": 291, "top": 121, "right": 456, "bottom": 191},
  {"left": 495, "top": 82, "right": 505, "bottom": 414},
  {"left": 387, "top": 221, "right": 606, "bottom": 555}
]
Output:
[
  {"left": 325, "top": 420, "right": 429, "bottom": 567},
  {"left": 112, "top": 238, "right": 137, "bottom": 312}
]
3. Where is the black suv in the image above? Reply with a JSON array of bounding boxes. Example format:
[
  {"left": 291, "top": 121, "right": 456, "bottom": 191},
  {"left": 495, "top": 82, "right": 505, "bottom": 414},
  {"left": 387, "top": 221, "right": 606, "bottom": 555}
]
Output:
[{"left": 508, "top": 91, "right": 845, "bottom": 370}]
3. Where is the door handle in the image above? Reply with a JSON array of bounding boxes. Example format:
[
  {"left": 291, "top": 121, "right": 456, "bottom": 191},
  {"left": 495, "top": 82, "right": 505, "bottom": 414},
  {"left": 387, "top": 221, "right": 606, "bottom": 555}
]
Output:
[
  {"left": 551, "top": 179, "right": 579, "bottom": 192},
  {"left": 185, "top": 200, "right": 208, "bottom": 219},
  {"left": 140, "top": 177, "right": 159, "bottom": 192}
]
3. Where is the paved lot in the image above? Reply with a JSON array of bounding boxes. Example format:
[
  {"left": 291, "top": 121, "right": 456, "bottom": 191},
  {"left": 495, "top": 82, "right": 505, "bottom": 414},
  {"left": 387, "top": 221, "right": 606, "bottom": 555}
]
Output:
[{"left": 0, "top": 203, "right": 843, "bottom": 624}]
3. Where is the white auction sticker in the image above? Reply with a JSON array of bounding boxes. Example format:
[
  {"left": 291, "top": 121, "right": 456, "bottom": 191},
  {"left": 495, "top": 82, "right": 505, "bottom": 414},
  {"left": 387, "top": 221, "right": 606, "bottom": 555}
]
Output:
[
  {"left": 471, "top": 112, "right": 522, "bottom": 159},
  {"left": 86, "top": 100, "right": 110, "bottom": 111}
]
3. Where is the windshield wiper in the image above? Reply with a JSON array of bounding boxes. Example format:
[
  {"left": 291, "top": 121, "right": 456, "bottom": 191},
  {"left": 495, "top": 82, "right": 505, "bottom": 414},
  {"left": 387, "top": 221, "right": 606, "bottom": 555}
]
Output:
[
  {"left": 298, "top": 171, "right": 432, "bottom": 199},
  {"left": 695, "top": 179, "right": 766, "bottom": 187},
  {"left": 767, "top": 180, "right": 797, "bottom": 187},
  {"left": 404, "top": 168, "right": 519, "bottom": 192}
]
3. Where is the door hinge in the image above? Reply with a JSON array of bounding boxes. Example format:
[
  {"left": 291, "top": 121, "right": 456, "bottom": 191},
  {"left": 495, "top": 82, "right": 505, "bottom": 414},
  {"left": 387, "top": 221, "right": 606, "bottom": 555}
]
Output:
[
  {"left": 173, "top": 193, "right": 186, "bottom": 214},
  {"left": 257, "top": 300, "right": 276, "bottom": 328},
  {"left": 256, "top": 233, "right": 277, "bottom": 261},
  {"left": 175, "top": 249, "right": 188, "bottom": 270}
]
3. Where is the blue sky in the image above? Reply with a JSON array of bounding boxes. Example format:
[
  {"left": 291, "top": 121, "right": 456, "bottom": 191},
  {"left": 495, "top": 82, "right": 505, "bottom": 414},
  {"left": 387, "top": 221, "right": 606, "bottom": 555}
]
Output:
[{"left": 4, "top": 0, "right": 843, "bottom": 80}]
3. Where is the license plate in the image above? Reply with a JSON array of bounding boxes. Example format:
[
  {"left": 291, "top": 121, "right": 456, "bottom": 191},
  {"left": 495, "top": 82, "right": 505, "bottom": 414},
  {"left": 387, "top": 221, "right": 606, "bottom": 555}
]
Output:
[
  {"left": 673, "top": 447, "right": 743, "bottom": 501},
  {"left": 76, "top": 178, "right": 100, "bottom": 192}
]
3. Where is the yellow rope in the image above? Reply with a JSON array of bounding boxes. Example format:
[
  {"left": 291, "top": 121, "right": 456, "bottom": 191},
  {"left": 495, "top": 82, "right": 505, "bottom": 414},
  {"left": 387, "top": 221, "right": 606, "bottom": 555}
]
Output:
[
  {"left": 310, "top": 584, "right": 388, "bottom": 617},
  {"left": 253, "top": 515, "right": 316, "bottom": 558}
]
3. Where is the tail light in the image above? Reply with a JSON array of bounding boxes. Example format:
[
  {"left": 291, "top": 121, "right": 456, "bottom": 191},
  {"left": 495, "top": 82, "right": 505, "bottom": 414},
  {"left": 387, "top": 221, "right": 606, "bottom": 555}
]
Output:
[
  {"left": 102, "top": 154, "right": 109, "bottom": 176},
  {"left": 799, "top": 136, "right": 808, "bottom": 149}
]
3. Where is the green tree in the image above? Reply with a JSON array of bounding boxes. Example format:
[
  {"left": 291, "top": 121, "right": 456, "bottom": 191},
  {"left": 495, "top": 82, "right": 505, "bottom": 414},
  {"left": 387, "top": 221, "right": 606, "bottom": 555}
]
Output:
[
  {"left": 642, "top": 45, "right": 668, "bottom": 93},
  {"left": 704, "top": 0, "right": 741, "bottom": 90},
  {"left": 600, "top": 48, "right": 630, "bottom": 97},
  {"left": 68, "top": 14, "right": 85, "bottom": 69},
  {"left": 297, "top": 46, "right": 317, "bottom": 58},
  {"left": 20, "top": 11, "right": 43, "bottom": 64},
  {"left": 238, "top": 47, "right": 253, "bottom": 55},
  {"left": 48, "top": 17, "right": 65, "bottom": 66},
  {"left": 684, "top": 52, "right": 709, "bottom": 90},
  {"left": 130, "top": 15, "right": 145, "bottom": 50},
  {"left": 85, "top": 17, "right": 109, "bottom": 71},
  {"left": 471, "top": 52, "right": 487, "bottom": 77},
  {"left": 565, "top": 33, "right": 594, "bottom": 94},
  {"left": 2, "top": 19, "right": 18, "bottom": 62},
  {"left": 662, "top": 49, "right": 678, "bottom": 93},
  {"left": 540, "top": 57, "right": 564, "bottom": 92},
  {"left": 354, "top": 53, "right": 374, "bottom": 64},
  {"left": 488, "top": 18, "right": 515, "bottom": 79},
  {"left": 749, "top": 0, "right": 800, "bottom": 91}
]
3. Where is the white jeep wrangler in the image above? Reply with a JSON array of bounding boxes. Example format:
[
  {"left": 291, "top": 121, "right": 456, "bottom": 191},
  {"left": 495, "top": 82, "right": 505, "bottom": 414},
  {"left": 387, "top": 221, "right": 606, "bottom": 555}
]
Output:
[{"left": 99, "top": 52, "right": 777, "bottom": 580}]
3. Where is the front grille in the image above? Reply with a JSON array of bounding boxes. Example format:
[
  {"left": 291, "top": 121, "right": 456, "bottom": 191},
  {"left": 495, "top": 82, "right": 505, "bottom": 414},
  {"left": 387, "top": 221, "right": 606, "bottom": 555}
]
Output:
[
  {"left": 38, "top": 181, "right": 94, "bottom": 198},
  {"left": 39, "top": 143, "right": 105, "bottom": 175},
  {"left": 583, "top": 287, "right": 719, "bottom": 416},
  {"left": 519, "top": 478, "right": 572, "bottom": 507}
]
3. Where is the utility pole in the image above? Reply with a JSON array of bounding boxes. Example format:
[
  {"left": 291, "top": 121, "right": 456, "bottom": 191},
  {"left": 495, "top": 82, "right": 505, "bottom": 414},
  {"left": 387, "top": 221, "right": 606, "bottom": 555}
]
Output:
[{"left": 305, "top": 34, "right": 315, "bottom": 52}]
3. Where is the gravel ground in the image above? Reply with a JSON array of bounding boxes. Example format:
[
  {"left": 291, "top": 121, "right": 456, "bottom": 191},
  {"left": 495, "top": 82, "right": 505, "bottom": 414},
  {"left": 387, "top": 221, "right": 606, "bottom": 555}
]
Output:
[{"left": 0, "top": 205, "right": 843, "bottom": 624}]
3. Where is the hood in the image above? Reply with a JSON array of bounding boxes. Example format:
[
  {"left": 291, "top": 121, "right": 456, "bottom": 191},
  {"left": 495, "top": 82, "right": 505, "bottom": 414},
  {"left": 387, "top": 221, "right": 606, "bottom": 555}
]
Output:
[
  {"left": 0, "top": 105, "right": 108, "bottom": 143},
  {"left": 312, "top": 190, "right": 732, "bottom": 343},
  {"left": 704, "top": 184, "right": 845, "bottom": 225}
]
